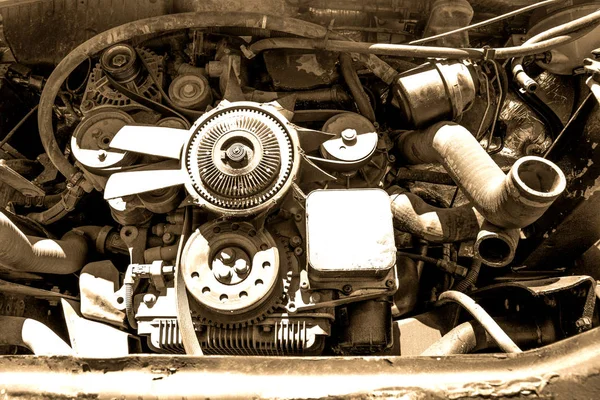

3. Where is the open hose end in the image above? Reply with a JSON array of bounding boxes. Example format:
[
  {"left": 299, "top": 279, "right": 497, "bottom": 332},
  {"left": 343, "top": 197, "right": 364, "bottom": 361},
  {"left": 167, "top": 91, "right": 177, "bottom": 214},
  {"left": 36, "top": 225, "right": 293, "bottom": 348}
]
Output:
[
  {"left": 513, "top": 66, "right": 538, "bottom": 93},
  {"left": 509, "top": 156, "right": 566, "bottom": 205},
  {"left": 474, "top": 224, "right": 520, "bottom": 267},
  {"left": 240, "top": 45, "right": 256, "bottom": 59}
]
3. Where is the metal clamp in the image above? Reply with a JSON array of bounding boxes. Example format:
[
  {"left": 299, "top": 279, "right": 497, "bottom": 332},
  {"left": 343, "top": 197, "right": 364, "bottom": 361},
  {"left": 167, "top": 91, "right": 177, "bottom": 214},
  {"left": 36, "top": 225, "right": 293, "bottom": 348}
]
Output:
[{"left": 482, "top": 47, "right": 497, "bottom": 61}]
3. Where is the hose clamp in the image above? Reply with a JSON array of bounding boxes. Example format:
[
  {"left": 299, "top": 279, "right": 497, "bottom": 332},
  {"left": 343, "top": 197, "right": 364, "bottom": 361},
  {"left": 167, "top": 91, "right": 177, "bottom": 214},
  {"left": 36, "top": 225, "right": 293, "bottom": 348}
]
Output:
[{"left": 482, "top": 47, "right": 497, "bottom": 61}]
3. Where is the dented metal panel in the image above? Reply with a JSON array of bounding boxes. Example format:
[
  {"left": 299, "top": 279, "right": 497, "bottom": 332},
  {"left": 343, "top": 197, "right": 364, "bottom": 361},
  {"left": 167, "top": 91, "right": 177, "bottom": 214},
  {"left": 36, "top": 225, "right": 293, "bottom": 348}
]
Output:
[{"left": 0, "top": 0, "right": 173, "bottom": 65}]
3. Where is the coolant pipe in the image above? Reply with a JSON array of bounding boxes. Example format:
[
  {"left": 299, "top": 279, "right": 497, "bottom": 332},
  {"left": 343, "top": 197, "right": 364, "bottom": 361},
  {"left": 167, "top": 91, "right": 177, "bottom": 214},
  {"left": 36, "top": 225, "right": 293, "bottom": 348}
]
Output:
[
  {"left": 421, "top": 318, "right": 556, "bottom": 356},
  {"left": 0, "top": 211, "right": 88, "bottom": 274},
  {"left": 0, "top": 316, "right": 73, "bottom": 356},
  {"left": 395, "top": 122, "right": 566, "bottom": 229},
  {"left": 388, "top": 188, "right": 519, "bottom": 267},
  {"left": 436, "top": 291, "right": 522, "bottom": 353}
]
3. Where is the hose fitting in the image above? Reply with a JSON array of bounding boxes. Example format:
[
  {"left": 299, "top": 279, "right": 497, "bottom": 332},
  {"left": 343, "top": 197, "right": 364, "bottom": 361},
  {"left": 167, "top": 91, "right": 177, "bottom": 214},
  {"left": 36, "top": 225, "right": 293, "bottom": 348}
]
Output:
[{"left": 474, "top": 223, "right": 520, "bottom": 268}]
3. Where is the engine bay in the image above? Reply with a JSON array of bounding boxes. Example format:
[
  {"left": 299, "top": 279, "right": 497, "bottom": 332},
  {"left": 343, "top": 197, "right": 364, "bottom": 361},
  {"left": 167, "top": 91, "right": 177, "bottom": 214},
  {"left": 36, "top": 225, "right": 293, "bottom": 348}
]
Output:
[{"left": 0, "top": 0, "right": 600, "bottom": 366}]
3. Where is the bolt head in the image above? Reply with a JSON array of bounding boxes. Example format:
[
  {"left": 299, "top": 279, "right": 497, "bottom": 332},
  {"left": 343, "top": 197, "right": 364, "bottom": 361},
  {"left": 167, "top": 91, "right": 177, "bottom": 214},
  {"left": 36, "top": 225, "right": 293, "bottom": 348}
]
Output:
[
  {"left": 576, "top": 317, "right": 592, "bottom": 329},
  {"left": 341, "top": 129, "right": 357, "bottom": 143},
  {"left": 233, "top": 260, "right": 250, "bottom": 276},
  {"left": 219, "top": 248, "right": 236, "bottom": 265},
  {"left": 182, "top": 83, "right": 197, "bottom": 97},
  {"left": 290, "top": 236, "right": 302, "bottom": 247},
  {"left": 216, "top": 266, "right": 233, "bottom": 280},
  {"left": 112, "top": 54, "right": 128, "bottom": 67},
  {"left": 143, "top": 293, "right": 157, "bottom": 305}
]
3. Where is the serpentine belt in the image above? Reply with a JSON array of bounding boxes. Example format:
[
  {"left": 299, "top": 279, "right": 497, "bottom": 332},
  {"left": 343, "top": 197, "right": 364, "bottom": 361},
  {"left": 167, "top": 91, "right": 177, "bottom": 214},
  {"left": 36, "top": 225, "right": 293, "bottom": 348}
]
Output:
[
  {"left": 174, "top": 207, "right": 203, "bottom": 355},
  {"left": 102, "top": 49, "right": 204, "bottom": 122}
]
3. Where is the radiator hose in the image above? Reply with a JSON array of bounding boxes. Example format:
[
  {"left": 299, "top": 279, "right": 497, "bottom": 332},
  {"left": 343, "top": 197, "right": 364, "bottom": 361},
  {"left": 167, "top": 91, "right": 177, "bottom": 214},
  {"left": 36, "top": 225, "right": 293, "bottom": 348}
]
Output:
[
  {"left": 395, "top": 122, "right": 566, "bottom": 229},
  {"left": 0, "top": 211, "right": 88, "bottom": 274},
  {"left": 388, "top": 189, "right": 519, "bottom": 267}
]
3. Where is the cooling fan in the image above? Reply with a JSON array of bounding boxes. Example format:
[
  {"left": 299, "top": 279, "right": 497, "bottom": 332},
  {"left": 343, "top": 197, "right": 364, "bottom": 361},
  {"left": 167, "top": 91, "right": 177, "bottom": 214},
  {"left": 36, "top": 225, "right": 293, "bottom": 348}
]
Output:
[{"left": 103, "top": 100, "right": 337, "bottom": 216}]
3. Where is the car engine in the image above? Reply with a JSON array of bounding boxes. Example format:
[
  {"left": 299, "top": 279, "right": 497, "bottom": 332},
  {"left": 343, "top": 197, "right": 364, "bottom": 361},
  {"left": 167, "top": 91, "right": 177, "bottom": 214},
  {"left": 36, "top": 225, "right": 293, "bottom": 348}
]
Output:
[{"left": 1, "top": 0, "right": 600, "bottom": 365}]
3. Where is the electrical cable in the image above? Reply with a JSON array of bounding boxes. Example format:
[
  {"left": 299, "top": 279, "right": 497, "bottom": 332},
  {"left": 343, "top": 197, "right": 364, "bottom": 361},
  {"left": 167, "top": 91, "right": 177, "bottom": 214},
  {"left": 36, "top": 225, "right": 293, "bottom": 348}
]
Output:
[{"left": 0, "top": 105, "right": 38, "bottom": 150}]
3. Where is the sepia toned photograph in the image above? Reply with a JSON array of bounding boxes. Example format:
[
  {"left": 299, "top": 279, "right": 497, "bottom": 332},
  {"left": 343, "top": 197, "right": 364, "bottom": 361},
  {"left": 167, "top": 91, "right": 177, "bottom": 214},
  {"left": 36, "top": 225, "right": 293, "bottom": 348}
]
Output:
[{"left": 0, "top": 0, "right": 598, "bottom": 398}]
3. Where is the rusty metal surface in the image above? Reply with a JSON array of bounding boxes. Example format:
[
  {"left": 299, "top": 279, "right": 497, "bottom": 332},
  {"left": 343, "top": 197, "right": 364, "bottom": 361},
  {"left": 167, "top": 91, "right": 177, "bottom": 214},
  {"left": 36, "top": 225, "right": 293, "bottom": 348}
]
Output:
[
  {"left": 522, "top": 104, "right": 600, "bottom": 269},
  {"left": 0, "top": 326, "right": 599, "bottom": 398},
  {"left": 173, "top": 0, "right": 295, "bottom": 15},
  {"left": 0, "top": 0, "right": 173, "bottom": 65}
]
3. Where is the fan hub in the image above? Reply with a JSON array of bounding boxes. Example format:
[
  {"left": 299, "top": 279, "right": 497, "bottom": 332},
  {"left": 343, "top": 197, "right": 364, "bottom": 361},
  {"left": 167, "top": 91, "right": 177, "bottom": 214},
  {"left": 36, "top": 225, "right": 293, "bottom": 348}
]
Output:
[{"left": 186, "top": 104, "right": 296, "bottom": 212}]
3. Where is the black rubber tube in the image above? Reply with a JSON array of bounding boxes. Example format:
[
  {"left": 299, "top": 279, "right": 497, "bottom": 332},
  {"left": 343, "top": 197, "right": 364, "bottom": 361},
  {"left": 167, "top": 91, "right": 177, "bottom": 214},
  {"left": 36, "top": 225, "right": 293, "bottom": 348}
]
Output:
[
  {"left": 395, "top": 168, "right": 456, "bottom": 186},
  {"left": 339, "top": 53, "right": 376, "bottom": 122},
  {"left": 454, "top": 259, "right": 482, "bottom": 293},
  {"left": 389, "top": 190, "right": 481, "bottom": 243},
  {"left": 0, "top": 211, "right": 88, "bottom": 274},
  {"left": 244, "top": 86, "right": 351, "bottom": 103},
  {"left": 38, "top": 12, "right": 397, "bottom": 182},
  {"left": 395, "top": 122, "right": 566, "bottom": 229}
]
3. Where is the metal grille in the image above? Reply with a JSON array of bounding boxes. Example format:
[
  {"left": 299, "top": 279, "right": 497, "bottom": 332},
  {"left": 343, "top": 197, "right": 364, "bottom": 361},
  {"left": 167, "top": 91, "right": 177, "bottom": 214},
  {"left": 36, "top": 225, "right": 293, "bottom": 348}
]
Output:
[{"left": 200, "top": 321, "right": 318, "bottom": 356}]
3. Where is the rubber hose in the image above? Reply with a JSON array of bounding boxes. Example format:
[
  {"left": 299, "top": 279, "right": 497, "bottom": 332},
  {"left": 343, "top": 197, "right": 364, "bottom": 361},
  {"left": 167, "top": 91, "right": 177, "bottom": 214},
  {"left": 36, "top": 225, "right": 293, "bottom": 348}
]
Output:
[
  {"left": 389, "top": 190, "right": 482, "bottom": 243},
  {"left": 339, "top": 53, "right": 376, "bottom": 122},
  {"left": 474, "top": 223, "right": 520, "bottom": 267},
  {"left": 244, "top": 86, "right": 351, "bottom": 103},
  {"left": 125, "top": 282, "right": 137, "bottom": 330},
  {"left": 27, "top": 200, "right": 72, "bottom": 225},
  {"left": 72, "top": 225, "right": 127, "bottom": 254},
  {"left": 454, "top": 259, "right": 481, "bottom": 292},
  {"left": 395, "top": 122, "right": 566, "bottom": 229},
  {"left": 395, "top": 167, "right": 456, "bottom": 186},
  {"left": 0, "top": 211, "right": 88, "bottom": 274},
  {"left": 0, "top": 316, "right": 73, "bottom": 356},
  {"left": 39, "top": 13, "right": 397, "bottom": 182},
  {"left": 27, "top": 183, "right": 86, "bottom": 225},
  {"left": 144, "top": 245, "right": 179, "bottom": 263},
  {"left": 421, "top": 318, "right": 556, "bottom": 356},
  {"left": 389, "top": 188, "right": 520, "bottom": 266},
  {"left": 511, "top": 8, "right": 600, "bottom": 92},
  {"left": 437, "top": 291, "right": 522, "bottom": 353},
  {"left": 509, "top": 74, "right": 564, "bottom": 140}
]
